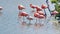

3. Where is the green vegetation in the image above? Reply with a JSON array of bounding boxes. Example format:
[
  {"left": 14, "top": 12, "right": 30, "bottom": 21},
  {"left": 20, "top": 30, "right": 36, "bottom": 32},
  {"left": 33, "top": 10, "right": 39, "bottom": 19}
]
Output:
[{"left": 51, "top": 0, "right": 57, "bottom": 3}]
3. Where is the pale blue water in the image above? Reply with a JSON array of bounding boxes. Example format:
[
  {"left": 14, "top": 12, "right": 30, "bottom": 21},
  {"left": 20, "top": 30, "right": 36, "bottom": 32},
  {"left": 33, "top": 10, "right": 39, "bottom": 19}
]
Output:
[{"left": 0, "top": 0, "right": 60, "bottom": 34}]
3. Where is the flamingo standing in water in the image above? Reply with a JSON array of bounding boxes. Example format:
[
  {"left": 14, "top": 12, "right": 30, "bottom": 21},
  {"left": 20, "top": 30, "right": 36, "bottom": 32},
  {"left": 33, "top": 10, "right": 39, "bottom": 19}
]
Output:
[
  {"left": 34, "top": 12, "right": 42, "bottom": 27},
  {"left": 38, "top": 15, "right": 45, "bottom": 26},
  {"left": 34, "top": 12, "right": 39, "bottom": 23},
  {"left": 51, "top": 10, "right": 59, "bottom": 26},
  {"left": 34, "top": 6, "right": 44, "bottom": 27},
  {"left": 18, "top": 12, "right": 28, "bottom": 26},
  {"left": 37, "top": 11, "right": 45, "bottom": 23},
  {"left": 35, "top": 6, "right": 45, "bottom": 26},
  {"left": 34, "top": 13, "right": 44, "bottom": 27},
  {"left": 30, "top": 4, "right": 37, "bottom": 9},
  {"left": 51, "top": 10, "right": 59, "bottom": 16}
]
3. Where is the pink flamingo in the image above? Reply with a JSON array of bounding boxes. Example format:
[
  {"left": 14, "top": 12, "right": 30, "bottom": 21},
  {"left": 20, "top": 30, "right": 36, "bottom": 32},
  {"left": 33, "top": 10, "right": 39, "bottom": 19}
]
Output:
[
  {"left": 38, "top": 15, "right": 45, "bottom": 26},
  {"left": 34, "top": 12, "right": 39, "bottom": 22},
  {"left": 30, "top": 4, "right": 37, "bottom": 17},
  {"left": 34, "top": 13, "right": 44, "bottom": 27},
  {"left": 30, "top": 4, "right": 37, "bottom": 9},
  {"left": 41, "top": 4, "right": 48, "bottom": 9},
  {"left": 51, "top": 10, "right": 59, "bottom": 20},
  {"left": 51, "top": 10, "right": 59, "bottom": 16},
  {"left": 34, "top": 12, "right": 41, "bottom": 27},
  {"left": 38, "top": 15, "right": 45, "bottom": 24},
  {"left": 30, "top": 4, "right": 37, "bottom": 12},
  {"left": 18, "top": 5, "right": 25, "bottom": 10},
  {"left": 19, "top": 12, "right": 28, "bottom": 26}
]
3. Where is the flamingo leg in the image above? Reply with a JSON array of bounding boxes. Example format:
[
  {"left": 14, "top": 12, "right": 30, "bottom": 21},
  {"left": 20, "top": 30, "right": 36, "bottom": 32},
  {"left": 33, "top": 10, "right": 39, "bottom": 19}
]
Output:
[
  {"left": 39, "top": 19, "right": 41, "bottom": 23},
  {"left": 36, "top": 18, "right": 37, "bottom": 23},
  {"left": 28, "top": 20, "right": 32, "bottom": 26},
  {"left": 23, "top": 16, "right": 25, "bottom": 22},
  {"left": 44, "top": 9, "right": 48, "bottom": 24}
]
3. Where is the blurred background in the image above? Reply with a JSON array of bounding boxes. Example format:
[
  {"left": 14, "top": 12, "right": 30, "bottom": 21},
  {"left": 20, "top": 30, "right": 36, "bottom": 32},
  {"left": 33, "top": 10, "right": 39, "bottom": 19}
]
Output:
[{"left": 0, "top": 0, "right": 60, "bottom": 34}]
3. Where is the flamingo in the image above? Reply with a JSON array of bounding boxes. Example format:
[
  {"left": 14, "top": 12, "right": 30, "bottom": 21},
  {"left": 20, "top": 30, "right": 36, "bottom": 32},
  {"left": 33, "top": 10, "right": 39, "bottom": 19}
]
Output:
[
  {"left": 51, "top": 10, "right": 59, "bottom": 22},
  {"left": 18, "top": 5, "right": 25, "bottom": 10},
  {"left": 19, "top": 12, "right": 28, "bottom": 26},
  {"left": 34, "top": 14, "right": 44, "bottom": 27},
  {"left": 30, "top": 4, "right": 37, "bottom": 12},
  {"left": 51, "top": 10, "right": 59, "bottom": 16},
  {"left": 38, "top": 15, "right": 45, "bottom": 24},
  {"left": 51, "top": 10, "right": 59, "bottom": 26},
  {"left": 18, "top": 5, "right": 25, "bottom": 14},
  {"left": 34, "top": 12, "right": 42, "bottom": 27},
  {"left": 30, "top": 4, "right": 37, "bottom": 9},
  {"left": 51, "top": 10, "right": 59, "bottom": 19},
  {"left": 30, "top": 4, "right": 37, "bottom": 16},
  {"left": 34, "top": 12, "right": 39, "bottom": 23},
  {"left": 36, "top": 11, "right": 45, "bottom": 25},
  {"left": 41, "top": 4, "right": 48, "bottom": 9}
]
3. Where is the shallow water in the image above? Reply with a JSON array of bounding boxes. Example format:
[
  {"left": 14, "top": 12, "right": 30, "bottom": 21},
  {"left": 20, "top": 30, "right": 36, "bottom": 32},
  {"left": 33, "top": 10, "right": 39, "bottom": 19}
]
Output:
[{"left": 0, "top": 0, "right": 60, "bottom": 34}]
